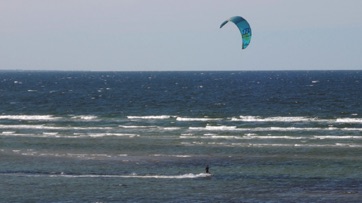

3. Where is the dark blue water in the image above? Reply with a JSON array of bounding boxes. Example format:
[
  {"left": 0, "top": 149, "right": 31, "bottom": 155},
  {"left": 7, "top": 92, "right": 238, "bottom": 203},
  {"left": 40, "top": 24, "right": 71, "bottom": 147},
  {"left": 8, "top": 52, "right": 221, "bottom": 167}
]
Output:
[
  {"left": 2, "top": 71, "right": 361, "bottom": 116},
  {"left": 1, "top": 71, "right": 361, "bottom": 202}
]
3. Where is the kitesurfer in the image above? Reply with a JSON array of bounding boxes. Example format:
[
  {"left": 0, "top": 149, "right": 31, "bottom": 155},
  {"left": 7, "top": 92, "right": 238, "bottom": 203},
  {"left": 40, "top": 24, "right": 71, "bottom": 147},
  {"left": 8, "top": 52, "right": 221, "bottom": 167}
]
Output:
[{"left": 205, "top": 165, "right": 210, "bottom": 174}]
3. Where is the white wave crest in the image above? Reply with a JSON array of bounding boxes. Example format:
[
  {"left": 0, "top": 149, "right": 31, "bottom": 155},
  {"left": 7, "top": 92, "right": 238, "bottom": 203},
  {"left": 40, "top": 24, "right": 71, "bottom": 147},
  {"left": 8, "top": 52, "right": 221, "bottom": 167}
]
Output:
[
  {"left": 314, "top": 135, "right": 362, "bottom": 139},
  {"left": 152, "top": 154, "right": 192, "bottom": 158},
  {"left": 189, "top": 125, "right": 237, "bottom": 131},
  {"left": 177, "top": 117, "right": 221, "bottom": 121},
  {"left": 243, "top": 135, "right": 305, "bottom": 140},
  {"left": 85, "top": 133, "right": 139, "bottom": 138},
  {"left": 233, "top": 115, "right": 362, "bottom": 124},
  {"left": 127, "top": 115, "right": 172, "bottom": 120},
  {"left": 0, "top": 115, "right": 60, "bottom": 121},
  {"left": 71, "top": 115, "right": 98, "bottom": 120},
  {"left": 336, "top": 118, "right": 362, "bottom": 123},
  {"left": 1, "top": 131, "right": 15, "bottom": 135},
  {"left": 119, "top": 125, "right": 156, "bottom": 129},
  {"left": 232, "top": 116, "right": 316, "bottom": 122},
  {"left": 0, "top": 124, "right": 112, "bottom": 131},
  {"left": 160, "top": 127, "right": 181, "bottom": 131}
]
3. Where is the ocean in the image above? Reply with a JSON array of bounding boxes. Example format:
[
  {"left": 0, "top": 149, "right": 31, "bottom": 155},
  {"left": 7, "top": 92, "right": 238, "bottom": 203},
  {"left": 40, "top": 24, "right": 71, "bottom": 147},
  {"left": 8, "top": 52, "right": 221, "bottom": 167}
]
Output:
[{"left": 0, "top": 71, "right": 361, "bottom": 202}]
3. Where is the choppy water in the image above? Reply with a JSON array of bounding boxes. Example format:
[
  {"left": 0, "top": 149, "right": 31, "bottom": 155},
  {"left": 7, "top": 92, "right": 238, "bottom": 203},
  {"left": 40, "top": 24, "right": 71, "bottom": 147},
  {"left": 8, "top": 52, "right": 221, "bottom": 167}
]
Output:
[{"left": 1, "top": 71, "right": 362, "bottom": 202}]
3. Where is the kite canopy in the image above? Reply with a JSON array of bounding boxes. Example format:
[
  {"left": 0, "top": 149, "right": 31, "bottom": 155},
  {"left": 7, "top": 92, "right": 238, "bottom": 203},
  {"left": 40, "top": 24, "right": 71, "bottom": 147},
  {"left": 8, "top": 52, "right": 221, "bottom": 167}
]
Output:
[{"left": 220, "top": 16, "right": 252, "bottom": 49}]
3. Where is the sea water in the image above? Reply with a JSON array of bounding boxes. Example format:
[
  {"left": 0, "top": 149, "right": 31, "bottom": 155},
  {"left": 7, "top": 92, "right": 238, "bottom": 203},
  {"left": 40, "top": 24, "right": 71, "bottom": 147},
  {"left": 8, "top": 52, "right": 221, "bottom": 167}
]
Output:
[{"left": 0, "top": 71, "right": 361, "bottom": 202}]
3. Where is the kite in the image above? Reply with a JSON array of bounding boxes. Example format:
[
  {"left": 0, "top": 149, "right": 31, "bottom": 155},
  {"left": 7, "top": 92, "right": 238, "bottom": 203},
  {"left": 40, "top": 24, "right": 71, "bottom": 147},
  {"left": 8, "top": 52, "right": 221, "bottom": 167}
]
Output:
[{"left": 220, "top": 16, "right": 252, "bottom": 49}]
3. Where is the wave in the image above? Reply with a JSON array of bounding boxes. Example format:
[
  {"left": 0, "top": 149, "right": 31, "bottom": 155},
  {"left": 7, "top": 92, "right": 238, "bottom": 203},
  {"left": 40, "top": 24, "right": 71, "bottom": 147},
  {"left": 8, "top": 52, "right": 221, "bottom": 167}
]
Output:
[
  {"left": 1, "top": 114, "right": 360, "bottom": 125},
  {"left": 119, "top": 125, "right": 180, "bottom": 131},
  {"left": 188, "top": 126, "right": 362, "bottom": 132},
  {"left": 127, "top": 115, "right": 173, "bottom": 120},
  {"left": 119, "top": 125, "right": 157, "bottom": 129},
  {"left": 124, "top": 115, "right": 362, "bottom": 126},
  {"left": 246, "top": 135, "right": 362, "bottom": 140},
  {"left": 1, "top": 131, "right": 139, "bottom": 139},
  {"left": 181, "top": 142, "right": 362, "bottom": 148},
  {"left": 181, "top": 134, "right": 362, "bottom": 141},
  {"left": 231, "top": 116, "right": 317, "bottom": 122},
  {"left": 1, "top": 131, "right": 15, "bottom": 135},
  {"left": 247, "top": 143, "right": 362, "bottom": 148},
  {"left": 313, "top": 135, "right": 362, "bottom": 139},
  {"left": 71, "top": 115, "right": 98, "bottom": 121},
  {"left": 86, "top": 133, "right": 139, "bottom": 138},
  {"left": 151, "top": 154, "right": 192, "bottom": 158},
  {"left": 1, "top": 172, "right": 212, "bottom": 179},
  {"left": 8, "top": 150, "right": 129, "bottom": 159},
  {"left": 232, "top": 115, "right": 362, "bottom": 124},
  {"left": 0, "top": 115, "right": 60, "bottom": 121},
  {"left": 189, "top": 126, "right": 237, "bottom": 131},
  {"left": 336, "top": 118, "right": 362, "bottom": 123},
  {"left": 43, "top": 132, "right": 59, "bottom": 136},
  {"left": 160, "top": 127, "right": 181, "bottom": 131},
  {"left": 176, "top": 117, "right": 222, "bottom": 122},
  {"left": 0, "top": 124, "right": 112, "bottom": 131}
]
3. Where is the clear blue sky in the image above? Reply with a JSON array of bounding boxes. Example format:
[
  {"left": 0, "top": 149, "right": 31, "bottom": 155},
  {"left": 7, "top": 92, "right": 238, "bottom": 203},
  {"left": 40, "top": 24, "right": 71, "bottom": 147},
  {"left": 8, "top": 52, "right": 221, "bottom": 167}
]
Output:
[{"left": 1, "top": 0, "right": 362, "bottom": 71}]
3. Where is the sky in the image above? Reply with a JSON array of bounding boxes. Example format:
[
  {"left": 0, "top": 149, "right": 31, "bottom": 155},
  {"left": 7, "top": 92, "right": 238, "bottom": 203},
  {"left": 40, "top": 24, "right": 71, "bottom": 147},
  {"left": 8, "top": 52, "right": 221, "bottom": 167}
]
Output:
[{"left": 1, "top": 0, "right": 362, "bottom": 71}]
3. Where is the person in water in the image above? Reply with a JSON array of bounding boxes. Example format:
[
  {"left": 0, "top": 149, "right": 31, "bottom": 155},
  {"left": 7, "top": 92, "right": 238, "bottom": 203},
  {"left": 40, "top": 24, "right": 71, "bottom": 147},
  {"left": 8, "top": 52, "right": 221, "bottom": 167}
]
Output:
[{"left": 205, "top": 165, "right": 210, "bottom": 174}]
